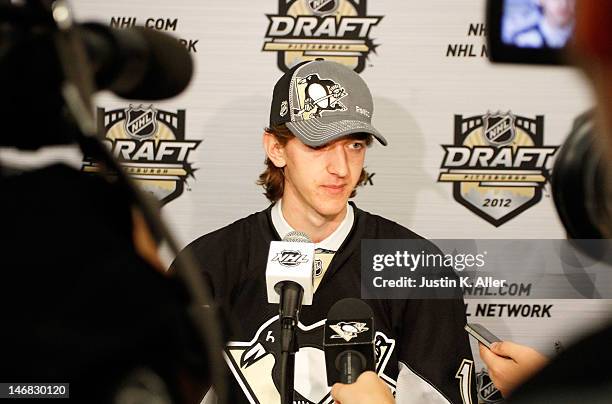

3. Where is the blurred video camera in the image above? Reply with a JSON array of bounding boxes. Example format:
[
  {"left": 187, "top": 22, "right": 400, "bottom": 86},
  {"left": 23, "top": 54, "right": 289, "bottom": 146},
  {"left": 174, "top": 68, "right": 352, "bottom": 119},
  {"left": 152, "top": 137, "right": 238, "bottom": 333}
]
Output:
[{"left": 487, "top": 0, "right": 575, "bottom": 65}]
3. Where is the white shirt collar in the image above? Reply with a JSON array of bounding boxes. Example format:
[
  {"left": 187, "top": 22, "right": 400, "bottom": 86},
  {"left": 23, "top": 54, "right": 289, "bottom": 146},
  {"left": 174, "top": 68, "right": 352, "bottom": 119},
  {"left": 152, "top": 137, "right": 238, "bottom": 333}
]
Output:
[{"left": 271, "top": 198, "right": 354, "bottom": 251}]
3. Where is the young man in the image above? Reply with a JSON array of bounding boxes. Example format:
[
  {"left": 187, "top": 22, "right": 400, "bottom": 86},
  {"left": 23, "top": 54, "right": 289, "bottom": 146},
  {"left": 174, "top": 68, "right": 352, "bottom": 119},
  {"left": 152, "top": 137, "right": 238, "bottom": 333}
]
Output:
[
  {"left": 179, "top": 60, "right": 476, "bottom": 403},
  {"left": 513, "top": 0, "right": 575, "bottom": 49}
]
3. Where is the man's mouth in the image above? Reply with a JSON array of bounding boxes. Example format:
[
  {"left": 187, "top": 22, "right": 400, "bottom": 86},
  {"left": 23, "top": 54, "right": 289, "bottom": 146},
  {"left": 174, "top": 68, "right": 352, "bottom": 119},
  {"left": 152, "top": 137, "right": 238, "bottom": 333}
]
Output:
[{"left": 321, "top": 184, "right": 347, "bottom": 194}]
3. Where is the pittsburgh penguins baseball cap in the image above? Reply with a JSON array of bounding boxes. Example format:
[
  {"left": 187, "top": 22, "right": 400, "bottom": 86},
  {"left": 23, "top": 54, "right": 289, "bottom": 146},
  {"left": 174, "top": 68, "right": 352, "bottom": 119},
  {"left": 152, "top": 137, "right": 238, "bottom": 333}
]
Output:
[{"left": 269, "top": 60, "right": 387, "bottom": 147}]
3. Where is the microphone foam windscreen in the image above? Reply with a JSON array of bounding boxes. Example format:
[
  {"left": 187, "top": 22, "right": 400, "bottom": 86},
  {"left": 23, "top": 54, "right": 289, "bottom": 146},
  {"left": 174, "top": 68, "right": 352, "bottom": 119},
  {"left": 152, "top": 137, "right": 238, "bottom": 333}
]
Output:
[
  {"left": 283, "top": 231, "right": 311, "bottom": 243},
  {"left": 327, "top": 298, "right": 374, "bottom": 321}
]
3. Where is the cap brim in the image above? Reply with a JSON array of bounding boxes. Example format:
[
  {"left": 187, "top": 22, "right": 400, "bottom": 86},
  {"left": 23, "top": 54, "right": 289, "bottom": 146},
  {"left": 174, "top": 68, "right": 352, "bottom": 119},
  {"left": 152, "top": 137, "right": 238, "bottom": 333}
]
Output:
[{"left": 286, "top": 116, "right": 387, "bottom": 147}]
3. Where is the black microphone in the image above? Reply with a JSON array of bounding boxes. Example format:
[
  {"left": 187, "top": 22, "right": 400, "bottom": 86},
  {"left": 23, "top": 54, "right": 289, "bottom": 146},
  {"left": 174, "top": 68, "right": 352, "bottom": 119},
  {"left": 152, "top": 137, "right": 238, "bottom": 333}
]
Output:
[
  {"left": 80, "top": 23, "right": 193, "bottom": 100},
  {"left": 324, "top": 298, "right": 376, "bottom": 385}
]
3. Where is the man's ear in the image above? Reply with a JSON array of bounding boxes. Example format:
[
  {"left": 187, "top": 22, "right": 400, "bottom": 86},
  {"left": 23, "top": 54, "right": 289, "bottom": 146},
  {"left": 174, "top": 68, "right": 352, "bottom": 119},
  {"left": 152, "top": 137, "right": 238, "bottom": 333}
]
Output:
[{"left": 263, "top": 131, "right": 286, "bottom": 168}]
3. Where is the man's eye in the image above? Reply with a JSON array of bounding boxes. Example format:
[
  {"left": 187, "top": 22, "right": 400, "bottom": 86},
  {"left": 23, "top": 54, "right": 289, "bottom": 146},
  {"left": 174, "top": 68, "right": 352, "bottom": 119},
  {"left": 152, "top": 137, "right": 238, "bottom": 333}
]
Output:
[
  {"left": 349, "top": 142, "right": 365, "bottom": 150},
  {"left": 308, "top": 145, "right": 325, "bottom": 151}
]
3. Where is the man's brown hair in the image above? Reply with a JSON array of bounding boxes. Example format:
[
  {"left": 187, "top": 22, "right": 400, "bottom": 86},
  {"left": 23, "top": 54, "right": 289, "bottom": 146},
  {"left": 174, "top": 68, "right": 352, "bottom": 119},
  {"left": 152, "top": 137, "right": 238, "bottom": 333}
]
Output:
[{"left": 257, "top": 124, "right": 373, "bottom": 202}]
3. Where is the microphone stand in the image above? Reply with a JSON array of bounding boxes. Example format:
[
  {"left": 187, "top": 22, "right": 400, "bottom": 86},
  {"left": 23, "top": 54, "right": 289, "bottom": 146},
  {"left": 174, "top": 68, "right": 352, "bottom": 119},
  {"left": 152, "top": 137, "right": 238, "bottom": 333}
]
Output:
[
  {"left": 278, "top": 281, "right": 303, "bottom": 404},
  {"left": 279, "top": 320, "right": 297, "bottom": 404}
]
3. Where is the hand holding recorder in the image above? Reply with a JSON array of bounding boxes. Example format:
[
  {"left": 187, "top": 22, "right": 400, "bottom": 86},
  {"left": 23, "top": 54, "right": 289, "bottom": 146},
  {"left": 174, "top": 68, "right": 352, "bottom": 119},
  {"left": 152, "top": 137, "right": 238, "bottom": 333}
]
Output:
[
  {"left": 479, "top": 341, "right": 549, "bottom": 398},
  {"left": 467, "top": 323, "right": 549, "bottom": 397}
]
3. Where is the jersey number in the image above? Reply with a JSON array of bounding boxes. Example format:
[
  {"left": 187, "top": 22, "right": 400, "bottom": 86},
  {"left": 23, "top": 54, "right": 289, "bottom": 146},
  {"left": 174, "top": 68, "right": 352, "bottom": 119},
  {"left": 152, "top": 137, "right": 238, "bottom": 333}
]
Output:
[{"left": 455, "top": 359, "right": 474, "bottom": 404}]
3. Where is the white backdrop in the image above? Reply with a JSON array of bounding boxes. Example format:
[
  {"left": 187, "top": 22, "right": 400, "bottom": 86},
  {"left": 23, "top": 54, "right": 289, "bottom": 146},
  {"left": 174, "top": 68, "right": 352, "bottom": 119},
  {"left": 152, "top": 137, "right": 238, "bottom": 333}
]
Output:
[{"left": 69, "top": 1, "right": 612, "bottom": 402}]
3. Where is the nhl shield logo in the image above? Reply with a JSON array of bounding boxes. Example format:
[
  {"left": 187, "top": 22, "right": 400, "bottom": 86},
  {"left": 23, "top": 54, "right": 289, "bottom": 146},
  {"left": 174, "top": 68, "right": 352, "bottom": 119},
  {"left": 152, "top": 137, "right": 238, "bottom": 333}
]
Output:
[
  {"left": 125, "top": 105, "right": 157, "bottom": 139},
  {"left": 438, "top": 112, "right": 558, "bottom": 226},
  {"left": 308, "top": 0, "right": 339, "bottom": 15},
  {"left": 314, "top": 259, "right": 323, "bottom": 276},
  {"left": 483, "top": 112, "right": 515, "bottom": 146},
  {"left": 476, "top": 369, "right": 503, "bottom": 403},
  {"left": 279, "top": 100, "right": 288, "bottom": 117}
]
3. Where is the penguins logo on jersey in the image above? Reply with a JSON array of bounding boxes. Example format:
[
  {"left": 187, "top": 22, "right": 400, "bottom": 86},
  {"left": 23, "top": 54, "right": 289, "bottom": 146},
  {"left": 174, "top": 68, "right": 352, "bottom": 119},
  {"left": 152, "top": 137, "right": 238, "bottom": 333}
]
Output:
[
  {"left": 82, "top": 105, "right": 200, "bottom": 205},
  {"left": 224, "top": 316, "right": 396, "bottom": 404},
  {"left": 476, "top": 369, "right": 503, "bottom": 403},
  {"left": 329, "top": 321, "right": 369, "bottom": 342},
  {"left": 438, "top": 111, "right": 558, "bottom": 226},
  {"left": 263, "top": 0, "right": 382, "bottom": 73},
  {"left": 294, "top": 74, "right": 347, "bottom": 121}
]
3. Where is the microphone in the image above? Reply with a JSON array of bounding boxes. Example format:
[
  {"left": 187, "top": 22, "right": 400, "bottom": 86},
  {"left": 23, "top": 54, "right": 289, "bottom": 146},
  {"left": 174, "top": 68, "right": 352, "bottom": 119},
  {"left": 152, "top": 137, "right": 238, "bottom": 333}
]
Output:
[
  {"left": 265, "top": 230, "right": 315, "bottom": 352},
  {"left": 266, "top": 230, "right": 315, "bottom": 310},
  {"left": 80, "top": 23, "right": 193, "bottom": 100},
  {"left": 266, "top": 231, "right": 315, "bottom": 351},
  {"left": 266, "top": 231, "right": 315, "bottom": 404},
  {"left": 324, "top": 298, "right": 376, "bottom": 385}
]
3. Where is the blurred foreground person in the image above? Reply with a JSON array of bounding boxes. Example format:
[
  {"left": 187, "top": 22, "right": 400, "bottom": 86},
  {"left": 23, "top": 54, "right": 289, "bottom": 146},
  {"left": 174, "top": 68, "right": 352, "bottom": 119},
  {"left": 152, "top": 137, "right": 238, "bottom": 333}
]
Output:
[
  {"left": 480, "top": 1, "right": 612, "bottom": 403},
  {"left": 0, "top": 162, "right": 209, "bottom": 403}
]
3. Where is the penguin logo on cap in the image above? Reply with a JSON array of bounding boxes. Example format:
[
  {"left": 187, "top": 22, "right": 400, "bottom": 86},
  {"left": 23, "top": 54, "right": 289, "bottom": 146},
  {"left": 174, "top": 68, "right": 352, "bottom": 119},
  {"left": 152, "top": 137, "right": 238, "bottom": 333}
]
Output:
[{"left": 294, "top": 73, "right": 348, "bottom": 121}]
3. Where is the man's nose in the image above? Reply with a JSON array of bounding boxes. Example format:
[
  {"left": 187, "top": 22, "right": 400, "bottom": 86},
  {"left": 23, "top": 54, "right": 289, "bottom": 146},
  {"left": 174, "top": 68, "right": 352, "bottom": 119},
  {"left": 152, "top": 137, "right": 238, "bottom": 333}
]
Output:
[{"left": 326, "top": 143, "right": 349, "bottom": 177}]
